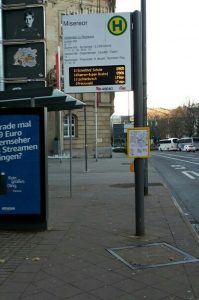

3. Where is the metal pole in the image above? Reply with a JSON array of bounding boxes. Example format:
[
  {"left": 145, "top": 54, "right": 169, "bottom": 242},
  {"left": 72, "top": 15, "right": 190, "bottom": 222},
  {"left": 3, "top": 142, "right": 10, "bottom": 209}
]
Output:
[
  {"left": 57, "top": 46, "right": 63, "bottom": 162},
  {"left": 132, "top": 11, "right": 145, "bottom": 236},
  {"left": 84, "top": 105, "right": 88, "bottom": 172},
  {"left": 69, "top": 110, "right": 72, "bottom": 198},
  {"left": 141, "top": 0, "right": 148, "bottom": 196},
  {"left": 59, "top": 112, "right": 62, "bottom": 161},
  {"left": 31, "top": 98, "right": 35, "bottom": 107},
  {"left": 95, "top": 93, "right": 98, "bottom": 161}
]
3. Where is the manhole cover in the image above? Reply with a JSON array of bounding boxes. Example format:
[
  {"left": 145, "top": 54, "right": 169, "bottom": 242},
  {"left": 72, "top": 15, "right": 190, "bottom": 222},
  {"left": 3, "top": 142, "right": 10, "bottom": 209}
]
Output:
[
  {"left": 192, "top": 224, "right": 199, "bottom": 235},
  {"left": 107, "top": 242, "right": 199, "bottom": 270}
]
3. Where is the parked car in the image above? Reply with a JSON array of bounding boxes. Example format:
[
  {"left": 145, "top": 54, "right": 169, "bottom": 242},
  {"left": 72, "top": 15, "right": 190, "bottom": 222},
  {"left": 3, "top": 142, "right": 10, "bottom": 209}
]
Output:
[
  {"left": 112, "top": 146, "right": 126, "bottom": 153},
  {"left": 182, "top": 144, "right": 196, "bottom": 152}
]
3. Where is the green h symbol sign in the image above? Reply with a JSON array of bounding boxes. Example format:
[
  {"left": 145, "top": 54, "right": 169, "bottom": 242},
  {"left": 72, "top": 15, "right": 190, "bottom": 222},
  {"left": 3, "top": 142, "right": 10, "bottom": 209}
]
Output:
[
  {"left": 108, "top": 16, "right": 127, "bottom": 36},
  {"left": 112, "top": 19, "right": 123, "bottom": 32}
]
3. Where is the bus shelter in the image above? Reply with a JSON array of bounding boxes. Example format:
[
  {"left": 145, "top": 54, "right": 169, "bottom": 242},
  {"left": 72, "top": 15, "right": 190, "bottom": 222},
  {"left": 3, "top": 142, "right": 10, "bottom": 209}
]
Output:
[{"left": 0, "top": 88, "right": 85, "bottom": 230}]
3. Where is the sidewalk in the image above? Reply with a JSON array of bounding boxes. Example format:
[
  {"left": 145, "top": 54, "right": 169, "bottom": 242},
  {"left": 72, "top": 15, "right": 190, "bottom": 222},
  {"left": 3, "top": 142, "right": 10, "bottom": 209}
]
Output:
[{"left": 0, "top": 153, "right": 199, "bottom": 300}]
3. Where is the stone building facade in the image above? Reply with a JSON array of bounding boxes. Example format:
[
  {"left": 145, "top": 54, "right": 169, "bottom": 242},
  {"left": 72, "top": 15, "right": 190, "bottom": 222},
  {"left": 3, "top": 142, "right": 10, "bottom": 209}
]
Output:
[{"left": 45, "top": 0, "right": 116, "bottom": 157}]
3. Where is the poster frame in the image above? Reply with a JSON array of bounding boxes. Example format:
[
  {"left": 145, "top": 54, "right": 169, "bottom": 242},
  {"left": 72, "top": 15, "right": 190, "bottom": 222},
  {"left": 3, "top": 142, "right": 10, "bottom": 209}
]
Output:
[
  {"left": 127, "top": 127, "right": 150, "bottom": 159},
  {"left": 0, "top": 107, "right": 48, "bottom": 230},
  {"left": 3, "top": 42, "right": 46, "bottom": 80}
]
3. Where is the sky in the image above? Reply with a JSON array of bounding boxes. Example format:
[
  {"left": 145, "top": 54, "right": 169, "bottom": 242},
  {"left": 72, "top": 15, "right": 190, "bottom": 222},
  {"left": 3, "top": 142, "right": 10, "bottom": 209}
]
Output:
[{"left": 114, "top": 0, "right": 199, "bottom": 115}]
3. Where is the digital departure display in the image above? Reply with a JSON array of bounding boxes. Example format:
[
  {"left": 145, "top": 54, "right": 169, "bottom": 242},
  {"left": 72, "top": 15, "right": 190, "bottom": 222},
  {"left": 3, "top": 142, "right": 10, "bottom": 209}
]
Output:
[{"left": 69, "top": 65, "right": 125, "bottom": 87}]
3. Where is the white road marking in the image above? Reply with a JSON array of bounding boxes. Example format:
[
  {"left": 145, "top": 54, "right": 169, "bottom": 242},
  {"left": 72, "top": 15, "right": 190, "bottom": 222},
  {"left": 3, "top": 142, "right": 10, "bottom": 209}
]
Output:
[
  {"left": 156, "top": 152, "right": 199, "bottom": 161},
  {"left": 171, "top": 165, "right": 186, "bottom": 170},
  {"left": 155, "top": 154, "right": 199, "bottom": 166},
  {"left": 155, "top": 155, "right": 199, "bottom": 180},
  {"left": 182, "top": 171, "right": 199, "bottom": 180}
]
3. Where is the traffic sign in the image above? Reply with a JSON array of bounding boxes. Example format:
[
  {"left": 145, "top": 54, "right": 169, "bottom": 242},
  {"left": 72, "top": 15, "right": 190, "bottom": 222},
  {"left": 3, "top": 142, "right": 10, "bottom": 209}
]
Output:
[{"left": 62, "top": 13, "right": 132, "bottom": 93}]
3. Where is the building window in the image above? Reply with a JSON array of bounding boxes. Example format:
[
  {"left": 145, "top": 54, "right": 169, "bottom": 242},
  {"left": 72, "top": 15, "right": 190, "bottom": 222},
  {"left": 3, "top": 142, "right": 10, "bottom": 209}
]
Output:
[
  {"left": 58, "top": 11, "right": 66, "bottom": 39},
  {"left": 64, "top": 114, "right": 77, "bottom": 138}
]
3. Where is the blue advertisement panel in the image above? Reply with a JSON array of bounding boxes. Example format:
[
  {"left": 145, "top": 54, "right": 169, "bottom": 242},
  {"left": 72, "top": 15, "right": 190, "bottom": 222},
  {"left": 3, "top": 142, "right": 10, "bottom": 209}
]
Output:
[{"left": 0, "top": 111, "right": 44, "bottom": 215}]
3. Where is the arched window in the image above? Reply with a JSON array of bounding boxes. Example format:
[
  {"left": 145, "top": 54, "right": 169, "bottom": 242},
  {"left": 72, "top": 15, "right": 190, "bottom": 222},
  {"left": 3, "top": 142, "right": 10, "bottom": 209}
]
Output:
[{"left": 63, "top": 114, "right": 77, "bottom": 138}]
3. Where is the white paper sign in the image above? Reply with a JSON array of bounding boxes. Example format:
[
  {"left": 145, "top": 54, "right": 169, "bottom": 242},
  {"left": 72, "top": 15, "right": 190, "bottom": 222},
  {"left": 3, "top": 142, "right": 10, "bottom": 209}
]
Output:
[{"left": 127, "top": 128, "right": 150, "bottom": 158}]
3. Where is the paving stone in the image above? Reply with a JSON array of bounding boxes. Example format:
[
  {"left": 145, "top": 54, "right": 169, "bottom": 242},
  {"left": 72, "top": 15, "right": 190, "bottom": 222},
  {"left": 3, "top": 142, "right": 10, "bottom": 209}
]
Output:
[
  {"left": 0, "top": 292, "right": 21, "bottom": 300},
  {"left": 45, "top": 283, "right": 83, "bottom": 298},
  {"left": 152, "top": 277, "right": 190, "bottom": 294},
  {"left": 133, "top": 286, "right": 170, "bottom": 300},
  {"left": 20, "top": 291, "right": 60, "bottom": 300},
  {"left": 34, "top": 275, "right": 66, "bottom": 290},
  {"left": 113, "top": 278, "right": 148, "bottom": 293},
  {"left": 116, "top": 295, "right": 139, "bottom": 300},
  {"left": 0, "top": 281, "right": 28, "bottom": 293},
  {"left": 6, "top": 272, "right": 35, "bottom": 283},
  {"left": 67, "top": 293, "right": 101, "bottom": 300},
  {"left": 173, "top": 288, "right": 199, "bottom": 300},
  {"left": 90, "top": 285, "right": 126, "bottom": 300},
  {"left": 92, "top": 269, "right": 127, "bottom": 284},
  {"left": 72, "top": 278, "right": 105, "bottom": 291},
  {"left": 0, "top": 157, "right": 199, "bottom": 300},
  {"left": 22, "top": 283, "right": 44, "bottom": 297}
]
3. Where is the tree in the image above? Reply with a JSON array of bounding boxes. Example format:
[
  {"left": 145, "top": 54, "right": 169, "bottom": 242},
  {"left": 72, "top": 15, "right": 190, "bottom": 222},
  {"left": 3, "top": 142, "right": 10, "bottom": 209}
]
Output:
[
  {"left": 194, "top": 103, "right": 199, "bottom": 136},
  {"left": 183, "top": 101, "right": 197, "bottom": 137},
  {"left": 168, "top": 106, "right": 185, "bottom": 138},
  {"left": 148, "top": 101, "right": 199, "bottom": 140}
]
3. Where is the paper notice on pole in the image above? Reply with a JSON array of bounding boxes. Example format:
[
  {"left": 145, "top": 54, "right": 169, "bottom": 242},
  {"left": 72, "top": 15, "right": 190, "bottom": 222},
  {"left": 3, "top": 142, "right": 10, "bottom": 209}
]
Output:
[{"left": 127, "top": 127, "right": 150, "bottom": 158}]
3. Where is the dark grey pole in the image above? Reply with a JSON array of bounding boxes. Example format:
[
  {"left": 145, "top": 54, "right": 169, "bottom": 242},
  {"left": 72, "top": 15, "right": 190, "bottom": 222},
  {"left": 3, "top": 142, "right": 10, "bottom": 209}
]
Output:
[
  {"left": 69, "top": 110, "right": 72, "bottom": 198},
  {"left": 141, "top": 0, "right": 148, "bottom": 196},
  {"left": 31, "top": 98, "right": 35, "bottom": 107},
  {"left": 132, "top": 11, "right": 145, "bottom": 236},
  {"left": 0, "top": 2, "right": 4, "bottom": 91},
  {"left": 84, "top": 105, "right": 88, "bottom": 172}
]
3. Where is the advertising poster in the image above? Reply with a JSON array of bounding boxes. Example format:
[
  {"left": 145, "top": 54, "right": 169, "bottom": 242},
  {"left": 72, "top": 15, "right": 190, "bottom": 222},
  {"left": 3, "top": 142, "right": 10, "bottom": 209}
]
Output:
[
  {"left": 2, "top": 0, "right": 44, "bottom": 5},
  {"left": 62, "top": 13, "right": 132, "bottom": 93},
  {"left": 4, "top": 42, "right": 45, "bottom": 79},
  {"left": 5, "top": 81, "right": 46, "bottom": 91},
  {"left": 127, "top": 127, "right": 150, "bottom": 158},
  {"left": 3, "top": 7, "right": 44, "bottom": 41},
  {"left": 0, "top": 109, "right": 45, "bottom": 215}
]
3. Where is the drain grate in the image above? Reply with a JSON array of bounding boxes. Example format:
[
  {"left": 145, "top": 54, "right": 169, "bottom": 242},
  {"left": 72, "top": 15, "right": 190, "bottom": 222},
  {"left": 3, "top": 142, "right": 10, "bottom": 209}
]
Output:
[{"left": 107, "top": 242, "right": 199, "bottom": 270}]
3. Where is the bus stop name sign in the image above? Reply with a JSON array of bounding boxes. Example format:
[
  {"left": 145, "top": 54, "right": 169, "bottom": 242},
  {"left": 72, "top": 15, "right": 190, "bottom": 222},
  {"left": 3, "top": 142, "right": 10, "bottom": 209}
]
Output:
[{"left": 62, "top": 13, "right": 132, "bottom": 93}]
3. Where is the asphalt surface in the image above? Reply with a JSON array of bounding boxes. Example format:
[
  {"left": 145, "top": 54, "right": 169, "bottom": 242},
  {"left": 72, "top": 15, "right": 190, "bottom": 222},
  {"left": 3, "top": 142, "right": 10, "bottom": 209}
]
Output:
[
  {"left": 0, "top": 152, "right": 199, "bottom": 300},
  {"left": 150, "top": 151, "right": 199, "bottom": 225}
]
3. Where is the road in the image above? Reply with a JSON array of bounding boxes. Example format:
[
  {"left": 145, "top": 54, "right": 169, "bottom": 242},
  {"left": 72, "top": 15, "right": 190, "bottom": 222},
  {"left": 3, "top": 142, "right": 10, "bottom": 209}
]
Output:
[{"left": 150, "top": 151, "right": 199, "bottom": 226}]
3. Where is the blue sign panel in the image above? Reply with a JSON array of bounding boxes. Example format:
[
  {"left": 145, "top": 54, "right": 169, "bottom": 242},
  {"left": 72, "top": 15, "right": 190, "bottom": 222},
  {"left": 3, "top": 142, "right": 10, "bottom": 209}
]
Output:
[{"left": 0, "top": 113, "right": 42, "bottom": 215}]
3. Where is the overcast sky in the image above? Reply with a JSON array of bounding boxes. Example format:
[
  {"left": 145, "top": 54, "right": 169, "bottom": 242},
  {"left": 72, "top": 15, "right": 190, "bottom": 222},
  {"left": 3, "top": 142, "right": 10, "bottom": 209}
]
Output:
[{"left": 114, "top": 0, "right": 199, "bottom": 115}]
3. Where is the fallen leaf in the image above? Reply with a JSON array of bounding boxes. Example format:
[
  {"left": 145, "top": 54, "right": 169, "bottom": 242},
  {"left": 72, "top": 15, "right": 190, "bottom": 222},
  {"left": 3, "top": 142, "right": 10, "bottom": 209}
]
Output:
[{"left": 32, "top": 257, "right": 41, "bottom": 261}]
